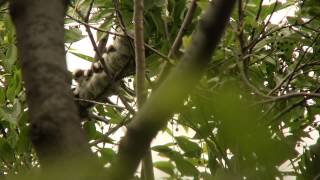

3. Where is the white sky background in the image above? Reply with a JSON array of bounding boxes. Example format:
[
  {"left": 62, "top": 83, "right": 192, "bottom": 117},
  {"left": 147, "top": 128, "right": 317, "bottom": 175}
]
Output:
[
  {"left": 66, "top": 29, "right": 95, "bottom": 71},
  {"left": 65, "top": 1, "right": 319, "bottom": 179}
]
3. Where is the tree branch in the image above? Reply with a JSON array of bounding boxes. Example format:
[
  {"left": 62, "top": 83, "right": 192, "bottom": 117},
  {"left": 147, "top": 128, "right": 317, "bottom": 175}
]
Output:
[
  {"left": 133, "top": 0, "right": 155, "bottom": 179},
  {"left": 66, "top": 14, "right": 170, "bottom": 61},
  {"left": 107, "top": 1, "right": 236, "bottom": 179},
  {"left": 9, "top": 0, "right": 96, "bottom": 171}
]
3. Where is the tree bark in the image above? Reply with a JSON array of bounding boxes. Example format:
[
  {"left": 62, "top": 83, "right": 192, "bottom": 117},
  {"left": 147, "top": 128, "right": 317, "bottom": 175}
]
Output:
[
  {"left": 133, "top": 0, "right": 155, "bottom": 179},
  {"left": 9, "top": 0, "right": 93, "bottom": 167}
]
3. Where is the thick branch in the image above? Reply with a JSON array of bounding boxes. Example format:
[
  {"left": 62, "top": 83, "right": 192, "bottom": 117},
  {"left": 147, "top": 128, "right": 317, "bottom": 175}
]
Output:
[
  {"left": 9, "top": 0, "right": 93, "bottom": 168},
  {"left": 107, "top": 1, "right": 236, "bottom": 179}
]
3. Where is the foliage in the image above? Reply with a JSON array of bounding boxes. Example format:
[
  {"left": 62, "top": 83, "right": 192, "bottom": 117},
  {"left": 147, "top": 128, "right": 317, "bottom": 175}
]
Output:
[{"left": 0, "top": 0, "right": 320, "bottom": 179}]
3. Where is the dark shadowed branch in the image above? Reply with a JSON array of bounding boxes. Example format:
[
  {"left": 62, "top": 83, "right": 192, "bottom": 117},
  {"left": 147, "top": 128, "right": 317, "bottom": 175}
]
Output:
[
  {"left": 107, "top": 0, "right": 237, "bottom": 179},
  {"left": 9, "top": 0, "right": 99, "bottom": 176}
]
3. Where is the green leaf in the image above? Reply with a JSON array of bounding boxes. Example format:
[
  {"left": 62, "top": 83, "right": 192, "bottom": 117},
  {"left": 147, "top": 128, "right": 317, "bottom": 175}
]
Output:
[
  {"left": 0, "top": 88, "right": 6, "bottom": 105},
  {"left": 197, "top": 0, "right": 209, "bottom": 11},
  {"left": 149, "top": 11, "right": 165, "bottom": 35},
  {"left": 155, "top": 0, "right": 167, "bottom": 7},
  {"left": 144, "top": 0, "right": 156, "bottom": 11},
  {"left": 100, "top": 148, "right": 116, "bottom": 163},
  {"left": 0, "top": 99, "right": 22, "bottom": 125},
  {"left": 175, "top": 136, "right": 201, "bottom": 158},
  {"left": 96, "top": 21, "right": 112, "bottom": 41},
  {"left": 200, "top": 172, "right": 215, "bottom": 180},
  {"left": 174, "top": 156, "right": 199, "bottom": 176},
  {"left": 3, "top": 44, "right": 17, "bottom": 72},
  {"left": 91, "top": 9, "right": 113, "bottom": 23},
  {"left": 69, "top": 51, "right": 94, "bottom": 62},
  {"left": 152, "top": 145, "right": 174, "bottom": 155},
  {"left": 93, "top": 0, "right": 113, "bottom": 8},
  {"left": 207, "top": 149, "right": 218, "bottom": 175},
  {"left": 16, "top": 127, "right": 32, "bottom": 153},
  {"left": 83, "top": 121, "right": 97, "bottom": 140},
  {"left": 105, "top": 107, "right": 123, "bottom": 124},
  {"left": 6, "top": 79, "right": 16, "bottom": 102},
  {"left": 95, "top": 105, "right": 108, "bottom": 116},
  {"left": 153, "top": 145, "right": 199, "bottom": 176},
  {"left": 12, "top": 99, "right": 21, "bottom": 120},
  {"left": 0, "top": 139, "right": 15, "bottom": 163},
  {"left": 154, "top": 161, "right": 175, "bottom": 175},
  {"left": 64, "top": 28, "right": 86, "bottom": 43},
  {"left": 6, "top": 69, "right": 22, "bottom": 102},
  {"left": 182, "top": 35, "right": 192, "bottom": 50}
]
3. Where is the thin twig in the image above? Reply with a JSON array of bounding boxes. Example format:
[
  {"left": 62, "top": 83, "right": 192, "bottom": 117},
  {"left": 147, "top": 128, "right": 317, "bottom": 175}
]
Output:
[
  {"left": 118, "top": 94, "right": 136, "bottom": 115},
  {"left": 75, "top": 98, "right": 125, "bottom": 109},
  {"left": 259, "top": 92, "right": 320, "bottom": 104},
  {"left": 268, "top": 33, "right": 320, "bottom": 95},
  {"left": 88, "top": 112, "right": 109, "bottom": 124},
  {"left": 85, "top": 0, "right": 94, "bottom": 21},
  {"left": 246, "top": 16, "right": 314, "bottom": 52},
  {"left": 156, "top": 0, "right": 197, "bottom": 86},
  {"left": 234, "top": 0, "right": 272, "bottom": 98},
  {"left": 66, "top": 14, "right": 170, "bottom": 61},
  {"left": 90, "top": 114, "right": 131, "bottom": 146},
  {"left": 281, "top": 33, "right": 320, "bottom": 92},
  {"left": 168, "top": 0, "right": 197, "bottom": 58},
  {"left": 237, "top": 0, "right": 246, "bottom": 53},
  {"left": 262, "top": 1, "right": 278, "bottom": 33},
  {"left": 249, "top": 0, "right": 263, "bottom": 41},
  {"left": 72, "top": 5, "right": 113, "bottom": 78},
  {"left": 268, "top": 86, "right": 320, "bottom": 124},
  {"left": 112, "top": 0, "right": 135, "bottom": 53},
  {"left": 66, "top": 14, "right": 123, "bottom": 36}
]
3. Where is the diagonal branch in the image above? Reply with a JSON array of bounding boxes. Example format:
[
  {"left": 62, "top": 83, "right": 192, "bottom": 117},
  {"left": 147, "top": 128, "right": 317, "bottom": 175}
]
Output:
[
  {"left": 107, "top": 1, "right": 237, "bottom": 179},
  {"left": 65, "top": 14, "right": 170, "bottom": 61}
]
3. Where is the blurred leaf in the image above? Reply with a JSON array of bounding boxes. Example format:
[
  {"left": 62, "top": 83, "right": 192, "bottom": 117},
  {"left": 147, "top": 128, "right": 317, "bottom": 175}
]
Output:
[
  {"left": 0, "top": 139, "right": 15, "bottom": 163},
  {"left": 153, "top": 145, "right": 199, "bottom": 176},
  {"left": 104, "top": 107, "right": 123, "bottom": 124},
  {"left": 65, "top": 28, "right": 86, "bottom": 43},
  {"left": 154, "top": 161, "right": 174, "bottom": 175},
  {"left": 0, "top": 88, "right": 6, "bottom": 105},
  {"left": 69, "top": 51, "right": 94, "bottom": 62},
  {"left": 3, "top": 44, "right": 17, "bottom": 72},
  {"left": 197, "top": 0, "right": 209, "bottom": 11},
  {"left": 175, "top": 136, "right": 201, "bottom": 158},
  {"left": 96, "top": 21, "right": 112, "bottom": 41},
  {"left": 0, "top": 99, "right": 22, "bottom": 125},
  {"left": 100, "top": 148, "right": 116, "bottom": 163},
  {"left": 83, "top": 121, "right": 97, "bottom": 140},
  {"left": 16, "top": 127, "right": 32, "bottom": 154},
  {"left": 207, "top": 148, "right": 218, "bottom": 175},
  {"left": 182, "top": 35, "right": 192, "bottom": 50},
  {"left": 174, "top": 156, "right": 199, "bottom": 176}
]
